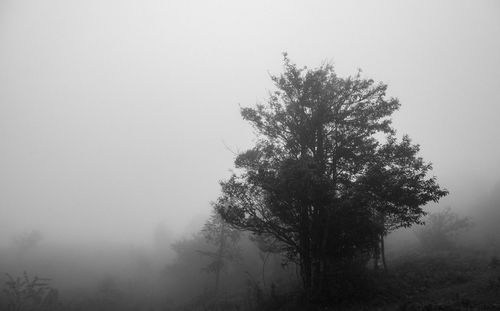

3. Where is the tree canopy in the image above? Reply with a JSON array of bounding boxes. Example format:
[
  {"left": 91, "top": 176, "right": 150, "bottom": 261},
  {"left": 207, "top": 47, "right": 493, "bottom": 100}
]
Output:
[{"left": 215, "top": 55, "right": 448, "bottom": 298}]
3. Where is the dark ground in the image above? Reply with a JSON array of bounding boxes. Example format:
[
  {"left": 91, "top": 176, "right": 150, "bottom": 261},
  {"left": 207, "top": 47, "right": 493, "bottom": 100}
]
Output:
[{"left": 256, "top": 250, "right": 500, "bottom": 311}]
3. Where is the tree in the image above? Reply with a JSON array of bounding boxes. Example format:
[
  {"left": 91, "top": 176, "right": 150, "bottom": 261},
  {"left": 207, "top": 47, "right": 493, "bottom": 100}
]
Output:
[
  {"left": 199, "top": 208, "right": 241, "bottom": 295},
  {"left": 415, "top": 207, "right": 472, "bottom": 252},
  {"left": 215, "top": 54, "right": 447, "bottom": 299},
  {"left": 356, "top": 135, "right": 449, "bottom": 271}
]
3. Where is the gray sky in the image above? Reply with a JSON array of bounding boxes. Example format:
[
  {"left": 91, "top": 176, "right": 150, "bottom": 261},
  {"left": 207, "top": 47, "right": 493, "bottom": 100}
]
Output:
[{"left": 1, "top": 0, "right": 499, "bottom": 246}]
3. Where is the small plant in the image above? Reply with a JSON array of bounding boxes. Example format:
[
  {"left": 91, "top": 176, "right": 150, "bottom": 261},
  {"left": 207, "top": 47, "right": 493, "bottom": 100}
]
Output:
[{"left": 2, "top": 272, "right": 60, "bottom": 311}]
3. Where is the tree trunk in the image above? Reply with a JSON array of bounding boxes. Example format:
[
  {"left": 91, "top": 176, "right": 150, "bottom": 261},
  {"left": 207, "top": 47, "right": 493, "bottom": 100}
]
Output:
[
  {"left": 300, "top": 252, "right": 312, "bottom": 295},
  {"left": 373, "top": 240, "right": 380, "bottom": 271},
  {"left": 300, "top": 206, "right": 312, "bottom": 296},
  {"left": 380, "top": 234, "right": 387, "bottom": 273},
  {"left": 215, "top": 267, "right": 221, "bottom": 294},
  {"left": 308, "top": 201, "right": 332, "bottom": 301}
]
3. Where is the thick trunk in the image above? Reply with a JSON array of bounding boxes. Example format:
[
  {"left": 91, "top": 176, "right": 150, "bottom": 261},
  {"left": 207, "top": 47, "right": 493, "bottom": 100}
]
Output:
[
  {"left": 299, "top": 205, "right": 312, "bottom": 295},
  {"left": 299, "top": 210, "right": 328, "bottom": 300},
  {"left": 310, "top": 204, "right": 330, "bottom": 300},
  {"left": 373, "top": 240, "right": 380, "bottom": 270},
  {"left": 380, "top": 234, "right": 387, "bottom": 272},
  {"left": 315, "top": 256, "right": 330, "bottom": 300},
  {"left": 301, "top": 254, "right": 312, "bottom": 293},
  {"left": 302, "top": 115, "right": 331, "bottom": 300},
  {"left": 312, "top": 125, "right": 333, "bottom": 299},
  {"left": 310, "top": 187, "right": 328, "bottom": 298},
  {"left": 311, "top": 253, "right": 322, "bottom": 296}
]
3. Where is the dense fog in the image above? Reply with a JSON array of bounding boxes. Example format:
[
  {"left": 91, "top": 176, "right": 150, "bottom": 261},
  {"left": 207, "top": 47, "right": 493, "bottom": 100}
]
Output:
[{"left": 1, "top": 0, "right": 499, "bottom": 310}]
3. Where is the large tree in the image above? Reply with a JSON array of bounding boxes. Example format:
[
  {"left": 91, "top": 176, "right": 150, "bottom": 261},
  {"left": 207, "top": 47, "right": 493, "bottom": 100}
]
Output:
[{"left": 215, "top": 55, "right": 447, "bottom": 298}]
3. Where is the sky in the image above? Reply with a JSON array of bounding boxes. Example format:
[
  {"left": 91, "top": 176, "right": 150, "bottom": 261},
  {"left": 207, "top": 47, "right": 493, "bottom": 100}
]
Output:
[{"left": 1, "top": 0, "right": 499, "bottom": 247}]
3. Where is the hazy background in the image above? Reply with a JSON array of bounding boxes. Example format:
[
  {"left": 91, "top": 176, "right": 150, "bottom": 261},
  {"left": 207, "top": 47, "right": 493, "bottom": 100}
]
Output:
[{"left": 1, "top": 0, "right": 499, "bottom": 249}]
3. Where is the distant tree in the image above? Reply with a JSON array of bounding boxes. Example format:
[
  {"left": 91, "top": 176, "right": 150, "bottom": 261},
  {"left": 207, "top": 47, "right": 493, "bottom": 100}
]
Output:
[
  {"left": 415, "top": 207, "right": 472, "bottom": 251},
  {"left": 249, "top": 234, "right": 284, "bottom": 287},
  {"left": 163, "top": 234, "right": 213, "bottom": 304},
  {"left": 11, "top": 230, "right": 43, "bottom": 256},
  {"left": 152, "top": 222, "right": 174, "bottom": 262},
  {"left": 153, "top": 222, "right": 173, "bottom": 248},
  {"left": 199, "top": 209, "right": 241, "bottom": 295},
  {"left": 215, "top": 54, "right": 448, "bottom": 299}
]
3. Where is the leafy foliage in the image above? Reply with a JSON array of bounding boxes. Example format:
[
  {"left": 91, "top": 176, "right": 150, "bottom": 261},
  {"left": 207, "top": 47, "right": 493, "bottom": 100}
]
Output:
[{"left": 215, "top": 54, "right": 448, "bottom": 297}]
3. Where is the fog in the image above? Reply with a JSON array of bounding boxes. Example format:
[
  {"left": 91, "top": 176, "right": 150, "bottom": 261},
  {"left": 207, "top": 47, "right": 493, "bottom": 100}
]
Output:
[{"left": 1, "top": 0, "right": 500, "bottom": 309}]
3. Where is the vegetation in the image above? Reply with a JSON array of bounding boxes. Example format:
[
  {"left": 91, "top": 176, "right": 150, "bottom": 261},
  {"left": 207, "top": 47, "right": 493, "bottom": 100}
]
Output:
[{"left": 214, "top": 55, "right": 448, "bottom": 300}]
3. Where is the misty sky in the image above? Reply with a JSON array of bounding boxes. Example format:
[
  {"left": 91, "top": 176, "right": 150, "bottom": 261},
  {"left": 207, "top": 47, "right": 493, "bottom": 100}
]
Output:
[{"left": 1, "top": 0, "right": 499, "bottom": 247}]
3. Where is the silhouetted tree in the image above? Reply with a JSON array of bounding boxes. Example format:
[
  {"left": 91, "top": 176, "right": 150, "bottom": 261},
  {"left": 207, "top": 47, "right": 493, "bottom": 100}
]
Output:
[
  {"left": 356, "top": 135, "right": 449, "bottom": 271},
  {"left": 215, "top": 54, "right": 447, "bottom": 299}
]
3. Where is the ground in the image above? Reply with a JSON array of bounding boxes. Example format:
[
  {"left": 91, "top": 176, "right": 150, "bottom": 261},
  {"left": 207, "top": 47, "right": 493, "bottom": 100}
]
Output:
[{"left": 263, "top": 250, "right": 500, "bottom": 311}]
